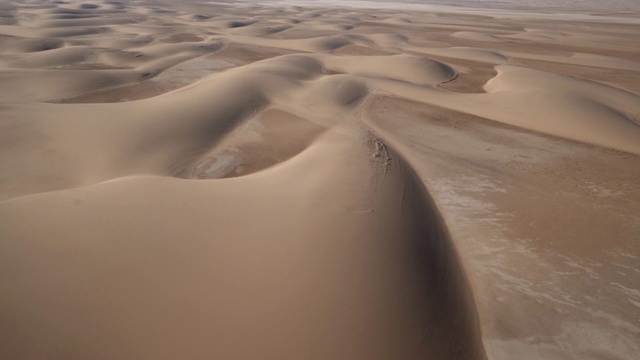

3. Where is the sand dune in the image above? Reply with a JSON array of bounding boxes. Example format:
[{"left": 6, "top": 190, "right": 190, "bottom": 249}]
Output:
[
  {"left": 0, "top": 130, "right": 485, "bottom": 359},
  {"left": 1, "top": 0, "right": 639, "bottom": 359},
  {"left": 410, "top": 46, "right": 511, "bottom": 64},
  {"left": 451, "top": 31, "right": 504, "bottom": 43},
  {"left": 318, "top": 54, "right": 456, "bottom": 85}
]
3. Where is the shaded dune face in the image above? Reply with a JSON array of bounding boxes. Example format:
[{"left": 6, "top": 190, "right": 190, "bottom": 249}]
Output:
[
  {"left": 1, "top": 0, "right": 639, "bottom": 359},
  {"left": 371, "top": 147, "right": 487, "bottom": 360},
  {"left": 184, "top": 110, "right": 328, "bottom": 179}
]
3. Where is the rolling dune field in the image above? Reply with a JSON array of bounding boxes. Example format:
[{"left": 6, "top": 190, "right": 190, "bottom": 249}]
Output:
[{"left": 0, "top": 0, "right": 639, "bottom": 359}]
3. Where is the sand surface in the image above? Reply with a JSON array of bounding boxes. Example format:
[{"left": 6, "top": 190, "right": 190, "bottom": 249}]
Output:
[{"left": 1, "top": 0, "right": 639, "bottom": 359}]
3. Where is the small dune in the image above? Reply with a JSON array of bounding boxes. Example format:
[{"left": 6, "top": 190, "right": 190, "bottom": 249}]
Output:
[
  {"left": 319, "top": 54, "right": 457, "bottom": 86},
  {"left": 451, "top": 31, "right": 504, "bottom": 42},
  {"left": 0, "top": 37, "right": 65, "bottom": 53},
  {"left": 413, "top": 46, "right": 510, "bottom": 64}
]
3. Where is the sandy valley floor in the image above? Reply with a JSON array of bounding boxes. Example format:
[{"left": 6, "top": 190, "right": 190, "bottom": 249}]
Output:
[{"left": 0, "top": 0, "right": 639, "bottom": 359}]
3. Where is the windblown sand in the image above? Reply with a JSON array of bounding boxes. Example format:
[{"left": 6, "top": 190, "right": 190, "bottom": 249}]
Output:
[{"left": 1, "top": 0, "right": 639, "bottom": 359}]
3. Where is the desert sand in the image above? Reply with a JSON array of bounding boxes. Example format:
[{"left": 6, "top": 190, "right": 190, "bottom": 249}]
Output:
[{"left": 0, "top": 0, "right": 639, "bottom": 359}]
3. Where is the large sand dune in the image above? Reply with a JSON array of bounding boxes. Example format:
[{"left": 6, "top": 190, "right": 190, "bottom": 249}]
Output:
[{"left": 1, "top": 0, "right": 639, "bottom": 359}]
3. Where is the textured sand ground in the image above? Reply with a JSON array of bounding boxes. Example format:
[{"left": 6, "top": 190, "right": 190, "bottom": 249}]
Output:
[{"left": 1, "top": 0, "right": 639, "bottom": 359}]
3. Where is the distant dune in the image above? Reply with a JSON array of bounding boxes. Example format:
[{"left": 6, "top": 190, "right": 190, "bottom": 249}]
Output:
[{"left": 1, "top": 1, "right": 639, "bottom": 359}]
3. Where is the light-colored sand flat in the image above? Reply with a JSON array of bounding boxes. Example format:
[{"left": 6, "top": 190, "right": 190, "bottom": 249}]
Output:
[{"left": 1, "top": 0, "right": 639, "bottom": 359}]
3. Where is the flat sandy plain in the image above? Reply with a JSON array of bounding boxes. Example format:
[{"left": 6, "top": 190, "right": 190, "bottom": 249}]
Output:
[{"left": 1, "top": 0, "right": 639, "bottom": 359}]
